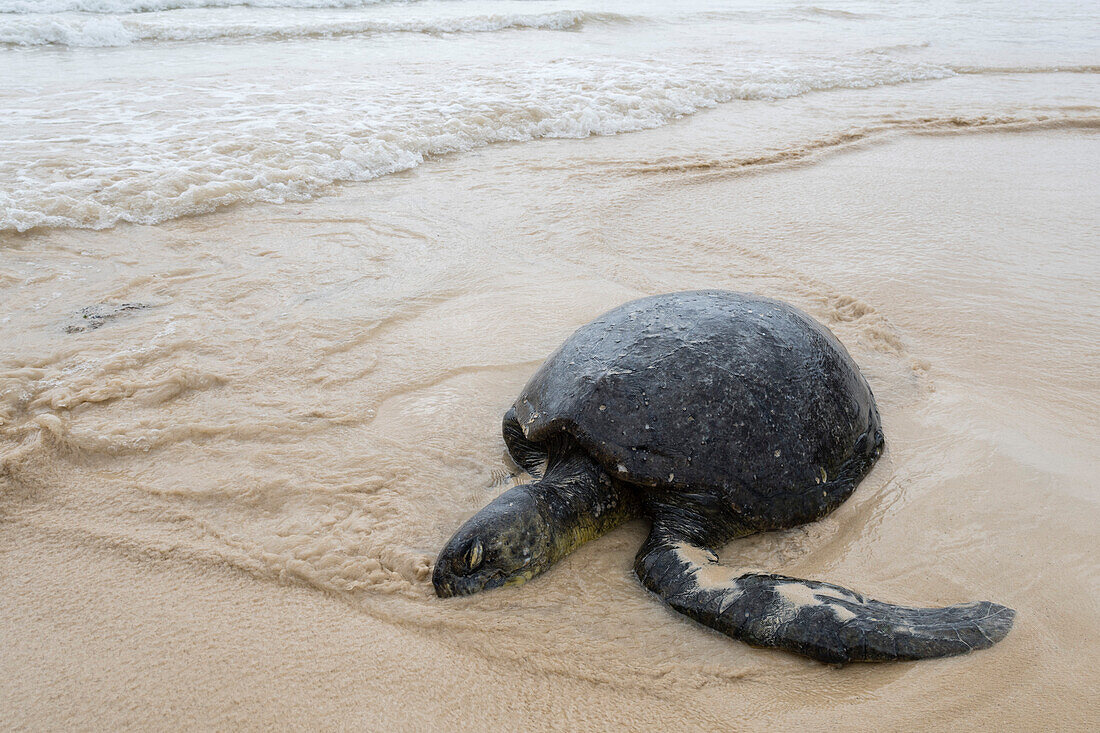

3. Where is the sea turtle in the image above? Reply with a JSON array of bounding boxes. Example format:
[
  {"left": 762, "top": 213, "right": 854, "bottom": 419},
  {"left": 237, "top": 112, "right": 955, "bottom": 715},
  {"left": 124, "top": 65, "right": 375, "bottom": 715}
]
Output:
[{"left": 433, "top": 290, "right": 1015, "bottom": 663}]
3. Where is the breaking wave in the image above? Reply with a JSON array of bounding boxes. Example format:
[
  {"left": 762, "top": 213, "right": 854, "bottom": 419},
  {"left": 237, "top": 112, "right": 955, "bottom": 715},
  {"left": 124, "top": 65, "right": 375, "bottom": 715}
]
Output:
[
  {"left": 0, "top": 0, "right": 408, "bottom": 12},
  {"left": 793, "top": 6, "right": 879, "bottom": 20},
  {"left": 0, "top": 10, "right": 628, "bottom": 47},
  {"left": 0, "top": 55, "right": 962, "bottom": 233}
]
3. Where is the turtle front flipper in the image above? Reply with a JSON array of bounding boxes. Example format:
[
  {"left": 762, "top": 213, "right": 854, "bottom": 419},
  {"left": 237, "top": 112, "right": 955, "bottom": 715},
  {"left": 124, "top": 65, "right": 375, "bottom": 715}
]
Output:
[
  {"left": 503, "top": 406, "right": 548, "bottom": 477},
  {"left": 635, "top": 530, "right": 1015, "bottom": 664}
]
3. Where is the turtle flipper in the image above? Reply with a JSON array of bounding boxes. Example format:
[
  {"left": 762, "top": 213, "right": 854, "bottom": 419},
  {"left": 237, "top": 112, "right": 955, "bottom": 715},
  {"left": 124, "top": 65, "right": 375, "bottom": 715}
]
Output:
[
  {"left": 635, "top": 532, "right": 1015, "bottom": 664},
  {"left": 503, "top": 406, "right": 547, "bottom": 477}
]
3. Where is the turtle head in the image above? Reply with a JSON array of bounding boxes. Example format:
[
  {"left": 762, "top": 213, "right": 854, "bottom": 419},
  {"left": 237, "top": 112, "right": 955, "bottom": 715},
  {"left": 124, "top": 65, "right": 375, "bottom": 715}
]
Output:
[{"left": 433, "top": 485, "right": 553, "bottom": 598}]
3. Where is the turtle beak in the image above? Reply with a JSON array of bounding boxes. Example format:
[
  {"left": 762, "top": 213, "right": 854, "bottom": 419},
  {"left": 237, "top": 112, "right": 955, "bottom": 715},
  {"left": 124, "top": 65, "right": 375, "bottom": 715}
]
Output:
[
  {"left": 432, "top": 561, "right": 506, "bottom": 598},
  {"left": 432, "top": 562, "right": 456, "bottom": 598}
]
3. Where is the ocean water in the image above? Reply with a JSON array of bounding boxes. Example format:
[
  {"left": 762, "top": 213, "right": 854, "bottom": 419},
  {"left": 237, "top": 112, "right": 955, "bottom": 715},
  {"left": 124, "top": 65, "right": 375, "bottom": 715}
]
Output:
[
  {"left": 2, "top": 1, "right": 1099, "bottom": 729},
  {"left": 1, "top": 0, "right": 1097, "bottom": 232}
]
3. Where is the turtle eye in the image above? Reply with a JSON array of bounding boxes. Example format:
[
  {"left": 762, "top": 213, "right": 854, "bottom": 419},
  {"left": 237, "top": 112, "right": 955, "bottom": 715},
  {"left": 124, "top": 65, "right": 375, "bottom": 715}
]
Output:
[{"left": 464, "top": 540, "right": 483, "bottom": 572}]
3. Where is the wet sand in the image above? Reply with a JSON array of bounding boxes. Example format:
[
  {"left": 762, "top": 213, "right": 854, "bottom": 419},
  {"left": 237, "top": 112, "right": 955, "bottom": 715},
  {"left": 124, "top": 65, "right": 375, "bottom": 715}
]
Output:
[{"left": 2, "top": 127, "right": 1098, "bottom": 730}]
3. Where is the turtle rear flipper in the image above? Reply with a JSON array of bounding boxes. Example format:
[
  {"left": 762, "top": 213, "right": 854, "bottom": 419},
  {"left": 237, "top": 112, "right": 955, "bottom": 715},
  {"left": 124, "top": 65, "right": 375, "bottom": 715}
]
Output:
[{"left": 635, "top": 532, "right": 1015, "bottom": 664}]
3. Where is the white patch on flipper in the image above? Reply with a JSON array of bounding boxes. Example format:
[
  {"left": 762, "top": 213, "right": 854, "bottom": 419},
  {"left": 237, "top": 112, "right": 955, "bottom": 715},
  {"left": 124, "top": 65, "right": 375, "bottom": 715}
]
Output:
[
  {"left": 831, "top": 604, "right": 858, "bottom": 622},
  {"left": 668, "top": 545, "right": 868, "bottom": 627},
  {"left": 673, "top": 543, "right": 744, "bottom": 606},
  {"left": 673, "top": 543, "right": 710, "bottom": 563},
  {"left": 776, "top": 581, "right": 861, "bottom": 623},
  {"left": 775, "top": 582, "right": 821, "bottom": 611}
]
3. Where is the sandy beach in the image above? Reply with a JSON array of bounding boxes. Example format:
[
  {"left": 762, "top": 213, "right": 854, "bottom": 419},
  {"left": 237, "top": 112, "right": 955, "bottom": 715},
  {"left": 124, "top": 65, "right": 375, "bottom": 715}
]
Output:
[
  {"left": 4, "top": 124, "right": 1098, "bottom": 729},
  {"left": 2, "top": 0, "right": 1099, "bottom": 728}
]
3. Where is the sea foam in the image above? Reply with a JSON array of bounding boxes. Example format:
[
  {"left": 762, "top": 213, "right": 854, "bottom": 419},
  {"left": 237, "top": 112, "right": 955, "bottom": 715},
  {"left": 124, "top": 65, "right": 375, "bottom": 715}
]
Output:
[
  {"left": 0, "top": 0, "right": 402, "bottom": 12},
  {"left": 0, "top": 55, "right": 959, "bottom": 232},
  {"left": 0, "top": 10, "right": 622, "bottom": 46}
]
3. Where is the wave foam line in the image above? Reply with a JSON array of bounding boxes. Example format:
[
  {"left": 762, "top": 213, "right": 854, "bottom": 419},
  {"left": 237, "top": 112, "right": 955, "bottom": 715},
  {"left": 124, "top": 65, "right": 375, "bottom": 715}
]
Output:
[
  {"left": 0, "top": 57, "right": 990, "bottom": 233},
  {"left": 0, "top": 0, "right": 405, "bottom": 13},
  {"left": 0, "top": 10, "right": 634, "bottom": 47},
  {"left": 950, "top": 64, "right": 1100, "bottom": 75},
  {"left": 0, "top": 0, "right": 886, "bottom": 19},
  {"left": 606, "top": 114, "right": 1100, "bottom": 178}
]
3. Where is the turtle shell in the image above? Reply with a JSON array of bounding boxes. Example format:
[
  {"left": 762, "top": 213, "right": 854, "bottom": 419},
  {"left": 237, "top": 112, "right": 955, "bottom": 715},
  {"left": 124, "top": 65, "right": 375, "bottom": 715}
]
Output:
[{"left": 514, "top": 291, "right": 879, "bottom": 509}]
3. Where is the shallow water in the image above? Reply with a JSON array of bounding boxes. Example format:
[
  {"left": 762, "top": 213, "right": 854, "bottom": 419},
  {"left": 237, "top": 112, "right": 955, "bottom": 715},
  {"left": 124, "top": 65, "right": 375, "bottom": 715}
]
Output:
[
  {"left": 4, "top": 127, "right": 1099, "bottom": 728},
  {"left": 2, "top": 0, "right": 1099, "bottom": 728},
  {"left": 2, "top": 0, "right": 1097, "bottom": 232}
]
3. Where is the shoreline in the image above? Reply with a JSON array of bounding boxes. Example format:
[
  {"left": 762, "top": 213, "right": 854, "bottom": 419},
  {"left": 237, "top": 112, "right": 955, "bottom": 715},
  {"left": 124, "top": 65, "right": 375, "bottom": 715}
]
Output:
[
  {"left": 2, "top": 127, "right": 1098, "bottom": 730},
  {"left": 3, "top": 69, "right": 1099, "bottom": 237}
]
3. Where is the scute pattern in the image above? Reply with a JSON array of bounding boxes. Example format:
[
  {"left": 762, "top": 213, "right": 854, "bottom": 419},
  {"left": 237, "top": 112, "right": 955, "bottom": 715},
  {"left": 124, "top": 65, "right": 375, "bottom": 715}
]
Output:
[{"left": 515, "top": 290, "right": 880, "bottom": 528}]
